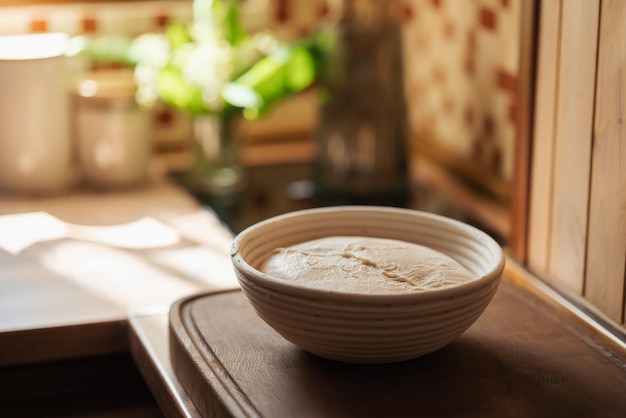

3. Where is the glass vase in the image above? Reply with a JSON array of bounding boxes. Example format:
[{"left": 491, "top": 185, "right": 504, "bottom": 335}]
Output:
[
  {"left": 185, "top": 111, "right": 245, "bottom": 221},
  {"left": 315, "top": 0, "right": 410, "bottom": 207}
]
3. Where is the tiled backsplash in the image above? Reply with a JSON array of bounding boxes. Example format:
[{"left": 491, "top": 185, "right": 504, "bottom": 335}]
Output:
[
  {"left": 403, "top": 0, "right": 520, "bottom": 189},
  {"left": 0, "top": 1, "right": 189, "bottom": 36},
  {"left": 0, "top": 0, "right": 520, "bottom": 192}
]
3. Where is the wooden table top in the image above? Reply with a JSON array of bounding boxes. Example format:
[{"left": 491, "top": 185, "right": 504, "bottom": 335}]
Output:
[
  {"left": 0, "top": 172, "right": 238, "bottom": 366},
  {"left": 166, "top": 279, "right": 626, "bottom": 418}
]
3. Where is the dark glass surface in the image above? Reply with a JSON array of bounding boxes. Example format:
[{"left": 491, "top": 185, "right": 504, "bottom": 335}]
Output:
[{"left": 170, "top": 161, "right": 506, "bottom": 246}]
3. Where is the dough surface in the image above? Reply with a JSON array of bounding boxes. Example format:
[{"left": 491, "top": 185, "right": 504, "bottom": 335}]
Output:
[{"left": 261, "top": 236, "right": 473, "bottom": 294}]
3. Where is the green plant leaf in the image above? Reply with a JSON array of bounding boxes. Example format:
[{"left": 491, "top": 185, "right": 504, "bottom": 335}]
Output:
[
  {"left": 67, "top": 35, "right": 134, "bottom": 66},
  {"left": 221, "top": 44, "right": 317, "bottom": 119},
  {"left": 167, "top": 23, "right": 192, "bottom": 50},
  {"left": 157, "top": 64, "right": 208, "bottom": 115}
]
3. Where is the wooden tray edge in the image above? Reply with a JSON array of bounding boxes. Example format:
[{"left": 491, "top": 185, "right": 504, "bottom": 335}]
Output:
[{"left": 169, "top": 289, "right": 261, "bottom": 418}]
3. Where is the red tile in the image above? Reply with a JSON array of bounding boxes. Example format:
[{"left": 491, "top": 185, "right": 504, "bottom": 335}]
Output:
[
  {"left": 276, "top": 0, "right": 289, "bottom": 22},
  {"left": 402, "top": 3, "right": 415, "bottom": 23},
  {"left": 156, "top": 14, "right": 169, "bottom": 29},
  {"left": 82, "top": 17, "right": 97, "bottom": 34},
  {"left": 496, "top": 69, "right": 517, "bottom": 93},
  {"left": 30, "top": 19, "right": 47, "bottom": 33},
  {"left": 479, "top": 8, "right": 496, "bottom": 30},
  {"left": 443, "top": 20, "right": 456, "bottom": 40},
  {"left": 319, "top": 2, "right": 329, "bottom": 18},
  {"left": 154, "top": 108, "right": 174, "bottom": 125}
]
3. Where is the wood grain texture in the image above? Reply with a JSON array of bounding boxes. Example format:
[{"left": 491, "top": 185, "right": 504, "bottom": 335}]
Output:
[
  {"left": 170, "top": 290, "right": 260, "bottom": 418},
  {"left": 0, "top": 172, "right": 231, "bottom": 366},
  {"left": 169, "top": 285, "right": 626, "bottom": 418},
  {"left": 129, "top": 313, "right": 203, "bottom": 418},
  {"left": 508, "top": 0, "right": 538, "bottom": 263},
  {"left": 527, "top": 0, "right": 562, "bottom": 273},
  {"left": 0, "top": 320, "right": 127, "bottom": 367},
  {"left": 547, "top": 0, "right": 599, "bottom": 292},
  {"left": 584, "top": 0, "right": 626, "bottom": 324}
]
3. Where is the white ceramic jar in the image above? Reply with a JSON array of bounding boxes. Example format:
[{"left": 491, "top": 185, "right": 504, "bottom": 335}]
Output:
[
  {"left": 74, "top": 69, "right": 152, "bottom": 189},
  {"left": 0, "top": 33, "right": 72, "bottom": 195}
]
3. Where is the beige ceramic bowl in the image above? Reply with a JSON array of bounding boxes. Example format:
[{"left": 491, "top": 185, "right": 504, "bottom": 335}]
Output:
[{"left": 230, "top": 206, "right": 505, "bottom": 364}]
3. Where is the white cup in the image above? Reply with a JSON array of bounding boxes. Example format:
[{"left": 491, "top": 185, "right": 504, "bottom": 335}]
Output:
[
  {"left": 0, "top": 33, "right": 72, "bottom": 195},
  {"left": 74, "top": 69, "right": 152, "bottom": 189}
]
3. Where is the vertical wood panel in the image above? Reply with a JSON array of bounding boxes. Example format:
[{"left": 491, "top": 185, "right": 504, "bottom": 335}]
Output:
[
  {"left": 527, "top": 0, "right": 562, "bottom": 273},
  {"left": 547, "top": 0, "right": 599, "bottom": 293},
  {"left": 584, "top": 0, "right": 626, "bottom": 323},
  {"left": 508, "top": 0, "right": 537, "bottom": 264}
]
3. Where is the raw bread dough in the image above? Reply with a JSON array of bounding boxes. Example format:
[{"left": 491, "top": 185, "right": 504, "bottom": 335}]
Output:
[{"left": 261, "top": 236, "right": 473, "bottom": 294}]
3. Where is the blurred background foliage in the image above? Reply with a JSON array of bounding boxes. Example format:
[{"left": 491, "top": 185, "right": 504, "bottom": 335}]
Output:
[{"left": 68, "top": 0, "right": 323, "bottom": 120}]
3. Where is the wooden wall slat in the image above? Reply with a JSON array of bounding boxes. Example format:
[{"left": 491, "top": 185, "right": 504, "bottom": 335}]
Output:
[
  {"left": 527, "top": 0, "right": 562, "bottom": 273},
  {"left": 547, "top": 0, "right": 599, "bottom": 293},
  {"left": 584, "top": 0, "right": 626, "bottom": 324},
  {"left": 508, "top": 0, "right": 537, "bottom": 264}
]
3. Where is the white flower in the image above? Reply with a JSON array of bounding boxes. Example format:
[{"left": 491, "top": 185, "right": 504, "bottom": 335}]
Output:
[{"left": 129, "top": 33, "right": 170, "bottom": 68}]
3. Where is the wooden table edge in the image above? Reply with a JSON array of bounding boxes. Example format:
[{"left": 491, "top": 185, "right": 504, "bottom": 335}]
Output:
[{"left": 128, "top": 313, "right": 203, "bottom": 418}]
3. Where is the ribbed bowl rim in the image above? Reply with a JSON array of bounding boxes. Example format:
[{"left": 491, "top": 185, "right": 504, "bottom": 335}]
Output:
[{"left": 231, "top": 206, "right": 505, "bottom": 303}]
